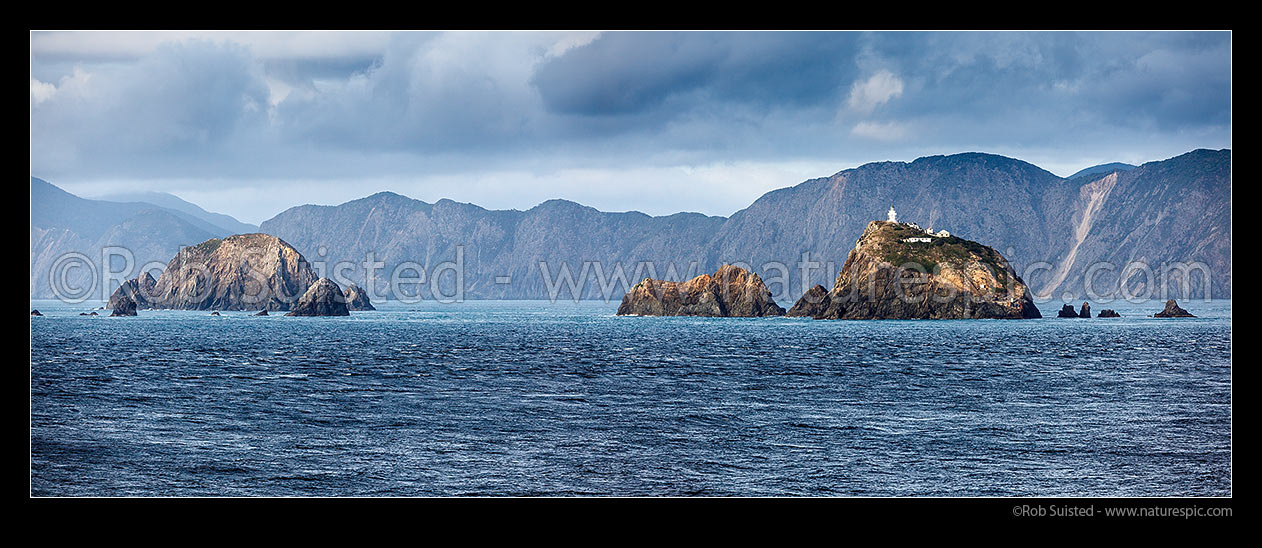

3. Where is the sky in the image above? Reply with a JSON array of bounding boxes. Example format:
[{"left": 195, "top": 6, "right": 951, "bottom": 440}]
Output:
[{"left": 30, "top": 31, "right": 1232, "bottom": 225}]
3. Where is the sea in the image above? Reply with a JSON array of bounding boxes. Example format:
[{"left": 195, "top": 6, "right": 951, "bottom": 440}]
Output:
[{"left": 29, "top": 298, "right": 1232, "bottom": 496}]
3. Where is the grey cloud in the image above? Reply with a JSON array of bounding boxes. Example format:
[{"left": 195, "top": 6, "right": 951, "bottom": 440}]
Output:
[
  {"left": 531, "top": 32, "right": 727, "bottom": 116},
  {"left": 262, "top": 56, "right": 384, "bottom": 85},
  {"left": 1081, "top": 39, "right": 1231, "bottom": 130},
  {"left": 868, "top": 32, "right": 1229, "bottom": 128},
  {"left": 530, "top": 32, "right": 862, "bottom": 117},
  {"left": 29, "top": 31, "right": 1231, "bottom": 220},
  {"left": 271, "top": 32, "right": 544, "bottom": 153},
  {"left": 31, "top": 40, "right": 271, "bottom": 178}
]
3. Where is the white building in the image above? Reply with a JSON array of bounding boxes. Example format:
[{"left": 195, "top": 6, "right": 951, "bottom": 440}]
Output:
[
  {"left": 889, "top": 207, "right": 950, "bottom": 238},
  {"left": 903, "top": 237, "right": 933, "bottom": 243}
]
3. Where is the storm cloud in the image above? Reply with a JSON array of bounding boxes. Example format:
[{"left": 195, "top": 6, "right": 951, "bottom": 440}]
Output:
[{"left": 30, "top": 31, "right": 1231, "bottom": 224}]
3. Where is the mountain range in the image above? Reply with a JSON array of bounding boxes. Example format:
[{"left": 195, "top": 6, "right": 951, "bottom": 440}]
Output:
[
  {"left": 30, "top": 148, "right": 1231, "bottom": 303},
  {"left": 1067, "top": 162, "right": 1136, "bottom": 180},
  {"left": 94, "top": 190, "right": 259, "bottom": 235},
  {"left": 31, "top": 178, "right": 240, "bottom": 300}
]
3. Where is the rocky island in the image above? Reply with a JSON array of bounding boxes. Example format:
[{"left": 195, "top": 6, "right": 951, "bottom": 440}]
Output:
[
  {"left": 105, "top": 234, "right": 367, "bottom": 316},
  {"left": 109, "top": 233, "right": 317, "bottom": 312},
  {"left": 1153, "top": 299, "right": 1195, "bottom": 318},
  {"left": 344, "top": 283, "right": 375, "bottom": 311},
  {"left": 789, "top": 219, "right": 1041, "bottom": 320},
  {"left": 286, "top": 278, "right": 351, "bottom": 317},
  {"left": 616, "top": 264, "right": 785, "bottom": 317}
]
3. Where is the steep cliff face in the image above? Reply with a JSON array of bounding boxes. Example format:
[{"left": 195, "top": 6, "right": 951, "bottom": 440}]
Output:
[
  {"left": 808, "top": 221, "right": 1041, "bottom": 320},
  {"left": 616, "top": 264, "right": 785, "bottom": 317},
  {"left": 1031, "top": 149, "right": 1231, "bottom": 300},
  {"left": 142, "top": 234, "right": 318, "bottom": 311}
]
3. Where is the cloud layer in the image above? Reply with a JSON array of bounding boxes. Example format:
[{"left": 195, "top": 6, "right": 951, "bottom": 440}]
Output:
[{"left": 30, "top": 31, "right": 1232, "bottom": 224}]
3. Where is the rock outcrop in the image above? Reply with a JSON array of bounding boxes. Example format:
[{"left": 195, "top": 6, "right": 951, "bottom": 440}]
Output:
[
  {"left": 616, "top": 264, "right": 785, "bottom": 317},
  {"left": 253, "top": 310, "right": 269, "bottom": 316},
  {"left": 31, "top": 309, "right": 42, "bottom": 316},
  {"left": 1098, "top": 309, "right": 1121, "bottom": 318},
  {"left": 1153, "top": 299, "right": 1195, "bottom": 318},
  {"left": 803, "top": 220, "right": 1041, "bottom": 320},
  {"left": 110, "top": 293, "right": 137, "bottom": 316},
  {"left": 1057, "top": 305, "right": 1079, "bottom": 318},
  {"left": 108, "top": 272, "right": 157, "bottom": 311},
  {"left": 786, "top": 285, "right": 830, "bottom": 317},
  {"left": 344, "top": 283, "right": 376, "bottom": 311},
  {"left": 1078, "top": 302, "right": 1092, "bottom": 318},
  {"left": 113, "top": 234, "right": 317, "bottom": 312},
  {"left": 285, "top": 278, "right": 351, "bottom": 317}
]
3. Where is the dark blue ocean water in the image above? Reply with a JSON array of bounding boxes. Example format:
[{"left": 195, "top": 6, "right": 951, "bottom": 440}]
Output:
[{"left": 30, "top": 299, "right": 1231, "bottom": 496}]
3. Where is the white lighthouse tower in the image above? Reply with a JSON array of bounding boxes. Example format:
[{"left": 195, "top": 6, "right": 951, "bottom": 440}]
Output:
[{"left": 887, "top": 206, "right": 897, "bottom": 223}]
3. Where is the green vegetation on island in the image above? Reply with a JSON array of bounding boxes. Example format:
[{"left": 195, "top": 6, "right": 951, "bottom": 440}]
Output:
[{"left": 875, "top": 222, "right": 1011, "bottom": 292}]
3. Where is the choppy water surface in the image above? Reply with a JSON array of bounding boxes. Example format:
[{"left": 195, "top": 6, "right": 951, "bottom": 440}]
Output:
[{"left": 30, "top": 299, "right": 1231, "bottom": 496}]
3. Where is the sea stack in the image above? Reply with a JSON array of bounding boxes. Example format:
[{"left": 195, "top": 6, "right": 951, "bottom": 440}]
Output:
[
  {"left": 1078, "top": 302, "right": 1092, "bottom": 318},
  {"left": 1153, "top": 299, "right": 1195, "bottom": 318},
  {"left": 31, "top": 309, "right": 42, "bottom": 316},
  {"left": 285, "top": 278, "right": 351, "bottom": 317},
  {"left": 344, "top": 283, "right": 376, "bottom": 311},
  {"left": 616, "top": 264, "right": 785, "bottom": 317},
  {"left": 1057, "top": 305, "right": 1079, "bottom": 318},
  {"left": 1098, "top": 309, "right": 1121, "bottom": 318},
  {"left": 800, "top": 220, "right": 1041, "bottom": 320}
]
